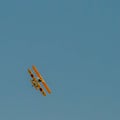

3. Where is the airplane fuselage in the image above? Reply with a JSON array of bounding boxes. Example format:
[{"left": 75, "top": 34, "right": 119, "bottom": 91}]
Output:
[{"left": 31, "top": 80, "right": 39, "bottom": 90}]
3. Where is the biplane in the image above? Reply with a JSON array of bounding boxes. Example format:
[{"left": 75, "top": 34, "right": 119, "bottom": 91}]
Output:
[{"left": 28, "top": 65, "right": 51, "bottom": 96}]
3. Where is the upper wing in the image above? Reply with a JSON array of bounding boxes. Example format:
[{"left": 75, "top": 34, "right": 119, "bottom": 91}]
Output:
[
  {"left": 28, "top": 68, "right": 46, "bottom": 96},
  {"left": 32, "top": 65, "right": 51, "bottom": 94}
]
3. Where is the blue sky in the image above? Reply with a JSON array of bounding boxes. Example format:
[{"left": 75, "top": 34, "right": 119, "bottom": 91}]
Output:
[{"left": 0, "top": 0, "right": 120, "bottom": 120}]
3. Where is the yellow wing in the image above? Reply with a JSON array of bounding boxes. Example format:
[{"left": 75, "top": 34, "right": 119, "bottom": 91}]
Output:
[
  {"left": 28, "top": 68, "right": 46, "bottom": 96},
  {"left": 32, "top": 65, "right": 51, "bottom": 94}
]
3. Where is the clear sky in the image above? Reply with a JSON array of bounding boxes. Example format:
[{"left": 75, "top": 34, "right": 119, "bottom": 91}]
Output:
[{"left": 0, "top": 0, "right": 120, "bottom": 120}]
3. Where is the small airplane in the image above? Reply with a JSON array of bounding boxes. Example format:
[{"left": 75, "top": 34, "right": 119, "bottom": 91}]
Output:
[{"left": 28, "top": 65, "right": 51, "bottom": 96}]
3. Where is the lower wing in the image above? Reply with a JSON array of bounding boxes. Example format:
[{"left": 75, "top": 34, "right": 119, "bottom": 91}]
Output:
[{"left": 28, "top": 68, "right": 46, "bottom": 96}]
